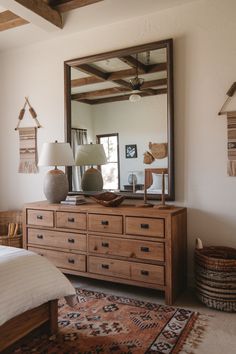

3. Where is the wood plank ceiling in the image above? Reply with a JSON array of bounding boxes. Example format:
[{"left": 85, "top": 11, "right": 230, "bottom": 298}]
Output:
[{"left": 0, "top": 0, "right": 103, "bottom": 31}]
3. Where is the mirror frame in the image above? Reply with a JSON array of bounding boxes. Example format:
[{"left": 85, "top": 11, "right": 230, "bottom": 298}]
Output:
[{"left": 64, "top": 38, "right": 174, "bottom": 200}]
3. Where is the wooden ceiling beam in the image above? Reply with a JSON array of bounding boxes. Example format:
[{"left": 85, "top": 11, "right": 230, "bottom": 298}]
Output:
[
  {"left": 0, "top": 10, "right": 28, "bottom": 31},
  {"left": 71, "top": 79, "right": 167, "bottom": 100},
  {"left": 72, "top": 87, "right": 131, "bottom": 100},
  {"left": 76, "top": 64, "right": 109, "bottom": 80},
  {"left": 71, "top": 63, "right": 167, "bottom": 87},
  {"left": 71, "top": 76, "right": 103, "bottom": 87},
  {"left": 13, "top": 0, "right": 62, "bottom": 28},
  {"left": 119, "top": 55, "right": 147, "bottom": 73},
  {"left": 147, "top": 62, "right": 167, "bottom": 73},
  {"left": 49, "top": 0, "right": 103, "bottom": 13},
  {"left": 73, "top": 88, "right": 167, "bottom": 104}
]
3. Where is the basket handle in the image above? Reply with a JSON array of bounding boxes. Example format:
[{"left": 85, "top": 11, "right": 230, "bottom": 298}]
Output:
[{"left": 195, "top": 238, "right": 203, "bottom": 249}]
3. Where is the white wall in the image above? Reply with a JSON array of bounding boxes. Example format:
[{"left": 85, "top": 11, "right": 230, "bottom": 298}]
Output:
[
  {"left": 71, "top": 101, "right": 94, "bottom": 143},
  {"left": 1, "top": 0, "right": 236, "bottom": 279}
]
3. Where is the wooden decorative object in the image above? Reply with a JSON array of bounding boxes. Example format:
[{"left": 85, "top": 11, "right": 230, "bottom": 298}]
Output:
[
  {"left": 90, "top": 192, "right": 125, "bottom": 207},
  {"left": 136, "top": 169, "right": 153, "bottom": 208},
  {"left": 195, "top": 239, "right": 236, "bottom": 312},
  {"left": 154, "top": 172, "right": 173, "bottom": 210}
]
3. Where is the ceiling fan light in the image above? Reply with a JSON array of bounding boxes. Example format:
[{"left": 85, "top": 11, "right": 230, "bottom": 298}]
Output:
[{"left": 129, "top": 92, "right": 141, "bottom": 102}]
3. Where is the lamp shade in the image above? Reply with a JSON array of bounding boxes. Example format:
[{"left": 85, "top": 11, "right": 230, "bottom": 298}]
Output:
[
  {"left": 38, "top": 142, "right": 75, "bottom": 167},
  {"left": 76, "top": 144, "right": 107, "bottom": 166}
]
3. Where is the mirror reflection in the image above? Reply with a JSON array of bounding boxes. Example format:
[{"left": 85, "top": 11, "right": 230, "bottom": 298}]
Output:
[{"left": 65, "top": 39, "right": 174, "bottom": 199}]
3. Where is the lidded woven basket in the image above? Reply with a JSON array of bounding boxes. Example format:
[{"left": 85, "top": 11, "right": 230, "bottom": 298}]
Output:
[{"left": 195, "top": 239, "right": 236, "bottom": 312}]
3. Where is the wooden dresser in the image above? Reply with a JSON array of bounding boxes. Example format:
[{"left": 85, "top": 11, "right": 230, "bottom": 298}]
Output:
[{"left": 23, "top": 201, "right": 187, "bottom": 305}]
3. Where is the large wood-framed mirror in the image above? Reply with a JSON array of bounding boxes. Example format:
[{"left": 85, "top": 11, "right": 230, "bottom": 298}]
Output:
[{"left": 64, "top": 38, "right": 174, "bottom": 200}]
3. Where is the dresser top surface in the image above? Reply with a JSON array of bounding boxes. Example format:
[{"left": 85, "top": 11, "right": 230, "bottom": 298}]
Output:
[{"left": 24, "top": 200, "right": 186, "bottom": 217}]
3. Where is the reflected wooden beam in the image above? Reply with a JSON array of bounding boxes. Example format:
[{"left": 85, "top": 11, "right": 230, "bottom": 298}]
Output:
[
  {"left": 71, "top": 63, "right": 167, "bottom": 87},
  {"left": 0, "top": 10, "right": 28, "bottom": 31},
  {"left": 77, "top": 64, "right": 109, "bottom": 80},
  {"left": 72, "top": 87, "right": 131, "bottom": 100},
  {"left": 147, "top": 63, "right": 167, "bottom": 73},
  {"left": 71, "top": 76, "right": 103, "bottom": 87},
  {"left": 73, "top": 88, "right": 167, "bottom": 104},
  {"left": 71, "top": 79, "right": 167, "bottom": 100},
  {"left": 119, "top": 55, "right": 147, "bottom": 73},
  {"left": 13, "top": 0, "right": 62, "bottom": 28},
  {"left": 50, "top": 0, "right": 103, "bottom": 12}
]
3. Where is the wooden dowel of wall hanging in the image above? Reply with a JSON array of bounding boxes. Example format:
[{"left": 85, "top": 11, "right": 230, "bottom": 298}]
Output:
[
  {"left": 25, "top": 97, "right": 42, "bottom": 128},
  {"left": 218, "top": 82, "right": 236, "bottom": 115},
  {"left": 15, "top": 100, "right": 27, "bottom": 130}
]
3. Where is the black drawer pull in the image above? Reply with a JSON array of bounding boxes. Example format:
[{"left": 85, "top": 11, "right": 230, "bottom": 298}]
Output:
[
  {"left": 102, "top": 242, "right": 109, "bottom": 248},
  {"left": 68, "top": 258, "right": 75, "bottom": 264},
  {"left": 102, "top": 264, "right": 109, "bottom": 269},
  {"left": 141, "top": 270, "right": 149, "bottom": 276},
  {"left": 37, "top": 234, "right": 43, "bottom": 239},
  {"left": 101, "top": 220, "right": 109, "bottom": 226},
  {"left": 141, "top": 223, "right": 149, "bottom": 229},
  {"left": 37, "top": 215, "right": 43, "bottom": 220},
  {"left": 141, "top": 246, "right": 149, "bottom": 252},
  {"left": 68, "top": 217, "right": 75, "bottom": 223},
  {"left": 68, "top": 238, "right": 75, "bottom": 243},
  {"left": 39, "top": 253, "right": 44, "bottom": 256}
]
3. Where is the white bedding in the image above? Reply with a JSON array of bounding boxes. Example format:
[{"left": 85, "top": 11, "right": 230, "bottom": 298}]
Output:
[{"left": 0, "top": 246, "right": 76, "bottom": 326}]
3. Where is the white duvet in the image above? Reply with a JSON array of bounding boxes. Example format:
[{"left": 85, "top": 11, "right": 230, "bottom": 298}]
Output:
[{"left": 0, "top": 246, "right": 76, "bottom": 326}]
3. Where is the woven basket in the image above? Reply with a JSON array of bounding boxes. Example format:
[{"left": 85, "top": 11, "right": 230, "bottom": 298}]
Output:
[
  {"left": 195, "top": 245, "right": 236, "bottom": 312},
  {"left": 0, "top": 210, "right": 22, "bottom": 248}
]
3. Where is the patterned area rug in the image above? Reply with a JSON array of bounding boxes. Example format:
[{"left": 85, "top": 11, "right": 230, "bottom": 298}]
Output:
[{"left": 13, "top": 288, "right": 204, "bottom": 354}]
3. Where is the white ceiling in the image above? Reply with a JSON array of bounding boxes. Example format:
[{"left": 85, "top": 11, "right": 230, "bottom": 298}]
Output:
[{"left": 0, "top": 0, "right": 199, "bottom": 53}]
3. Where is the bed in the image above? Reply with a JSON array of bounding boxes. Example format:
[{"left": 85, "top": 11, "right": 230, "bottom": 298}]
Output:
[{"left": 0, "top": 246, "right": 76, "bottom": 353}]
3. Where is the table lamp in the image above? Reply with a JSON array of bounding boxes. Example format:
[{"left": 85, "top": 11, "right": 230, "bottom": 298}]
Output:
[
  {"left": 38, "top": 141, "right": 75, "bottom": 203},
  {"left": 75, "top": 143, "right": 107, "bottom": 191}
]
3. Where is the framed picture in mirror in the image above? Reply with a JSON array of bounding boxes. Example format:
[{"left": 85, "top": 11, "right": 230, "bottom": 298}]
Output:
[{"left": 125, "top": 145, "right": 137, "bottom": 159}]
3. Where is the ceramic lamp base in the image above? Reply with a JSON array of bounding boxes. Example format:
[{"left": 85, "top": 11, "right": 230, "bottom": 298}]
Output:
[
  {"left": 81, "top": 167, "right": 103, "bottom": 191},
  {"left": 44, "top": 169, "right": 68, "bottom": 203}
]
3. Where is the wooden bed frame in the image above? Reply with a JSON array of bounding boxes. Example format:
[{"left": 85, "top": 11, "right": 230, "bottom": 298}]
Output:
[
  {"left": 0, "top": 300, "right": 58, "bottom": 353},
  {"left": 144, "top": 168, "right": 168, "bottom": 189}
]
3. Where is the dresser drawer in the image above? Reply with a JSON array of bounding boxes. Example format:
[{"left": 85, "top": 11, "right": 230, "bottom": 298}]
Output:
[
  {"left": 27, "top": 210, "right": 54, "bottom": 227},
  {"left": 56, "top": 212, "right": 86, "bottom": 230},
  {"left": 88, "top": 235, "right": 164, "bottom": 262},
  {"left": 28, "top": 247, "right": 86, "bottom": 272},
  {"left": 28, "top": 228, "right": 86, "bottom": 252},
  {"left": 88, "top": 214, "right": 122, "bottom": 234},
  {"left": 131, "top": 263, "right": 165, "bottom": 285},
  {"left": 88, "top": 256, "right": 130, "bottom": 279},
  {"left": 126, "top": 217, "right": 164, "bottom": 238}
]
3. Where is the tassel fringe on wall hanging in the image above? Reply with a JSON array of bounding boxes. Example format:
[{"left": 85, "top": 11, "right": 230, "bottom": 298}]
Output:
[{"left": 15, "top": 97, "right": 42, "bottom": 174}]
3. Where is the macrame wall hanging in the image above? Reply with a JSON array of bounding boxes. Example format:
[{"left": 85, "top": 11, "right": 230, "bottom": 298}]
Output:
[
  {"left": 218, "top": 82, "right": 236, "bottom": 176},
  {"left": 15, "top": 97, "right": 42, "bottom": 174}
]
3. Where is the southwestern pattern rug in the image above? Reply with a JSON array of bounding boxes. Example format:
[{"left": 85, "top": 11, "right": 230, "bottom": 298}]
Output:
[{"left": 13, "top": 288, "right": 205, "bottom": 354}]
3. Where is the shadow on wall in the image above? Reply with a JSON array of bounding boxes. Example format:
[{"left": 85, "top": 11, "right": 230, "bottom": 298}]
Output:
[{"left": 187, "top": 207, "right": 236, "bottom": 283}]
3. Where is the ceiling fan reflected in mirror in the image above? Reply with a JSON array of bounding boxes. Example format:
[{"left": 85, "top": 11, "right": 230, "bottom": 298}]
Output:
[{"left": 129, "top": 53, "right": 144, "bottom": 102}]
